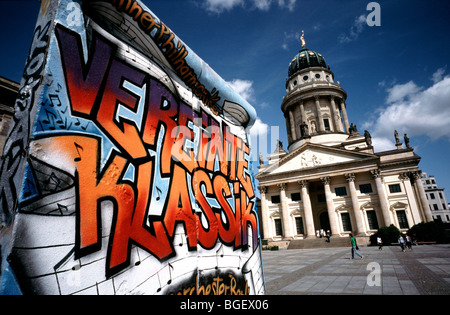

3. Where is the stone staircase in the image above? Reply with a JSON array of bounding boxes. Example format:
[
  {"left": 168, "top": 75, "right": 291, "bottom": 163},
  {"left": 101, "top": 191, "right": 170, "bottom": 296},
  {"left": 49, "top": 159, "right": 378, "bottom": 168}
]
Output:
[{"left": 288, "top": 237, "right": 350, "bottom": 249}]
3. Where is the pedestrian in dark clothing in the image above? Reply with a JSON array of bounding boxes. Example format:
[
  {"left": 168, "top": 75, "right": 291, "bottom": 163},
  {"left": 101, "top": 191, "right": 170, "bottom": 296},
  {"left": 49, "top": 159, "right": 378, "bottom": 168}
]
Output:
[
  {"left": 377, "top": 236, "right": 383, "bottom": 250},
  {"left": 406, "top": 234, "right": 413, "bottom": 251}
]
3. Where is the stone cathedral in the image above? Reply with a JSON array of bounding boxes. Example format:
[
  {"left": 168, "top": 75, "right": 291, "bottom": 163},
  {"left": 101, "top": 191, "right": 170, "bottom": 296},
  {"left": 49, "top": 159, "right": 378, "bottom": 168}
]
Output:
[{"left": 256, "top": 34, "right": 433, "bottom": 245}]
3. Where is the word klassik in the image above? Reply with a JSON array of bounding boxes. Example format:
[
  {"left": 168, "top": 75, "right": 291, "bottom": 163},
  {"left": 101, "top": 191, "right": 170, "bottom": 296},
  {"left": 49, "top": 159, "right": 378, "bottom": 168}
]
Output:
[{"left": 55, "top": 25, "right": 258, "bottom": 277}]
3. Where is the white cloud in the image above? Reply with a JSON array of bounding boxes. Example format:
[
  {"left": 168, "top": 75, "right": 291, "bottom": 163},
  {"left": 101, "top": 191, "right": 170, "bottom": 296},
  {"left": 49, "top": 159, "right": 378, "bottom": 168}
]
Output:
[
  {"left": 386, "top": 81, "right": 421, "bottom": 103},
  {"left": 277, "top": 0, "right": 296, "bottom": 11},
  {"left": 203, "top": 0, "right": 244, "bottom": 13},
  {"left": 248, "top": 117, "right": 269, "bottom": 137},
  {"left": 227, "top": 78, "right": 255, "bottom": 103},
  {"left": 431, "top": 66, "right": 447, "bottom": 84},
  {"left": 338, "top": 14, "right": 367, "bottom": 43},
  {"left": 282, "top": 30, "right": 299, "bottom": 50},
  {"left": 202, "top": 0, "right": 296, "bottom": 13},
  {"left": 371, "top": 136, "right": 396, "bottom": 152},
  {"left": 365, "top": 68, "right": 450, "bottom": 152},
  {"left": 253, "top": 0, "right": 271, "bottom": 11}
]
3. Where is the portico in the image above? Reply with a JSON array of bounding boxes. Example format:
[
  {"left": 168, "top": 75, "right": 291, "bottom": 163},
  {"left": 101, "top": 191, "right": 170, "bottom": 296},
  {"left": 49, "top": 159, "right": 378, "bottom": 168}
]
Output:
[{"left": 258, "top": 160, "right": 433, "bottom": 241}]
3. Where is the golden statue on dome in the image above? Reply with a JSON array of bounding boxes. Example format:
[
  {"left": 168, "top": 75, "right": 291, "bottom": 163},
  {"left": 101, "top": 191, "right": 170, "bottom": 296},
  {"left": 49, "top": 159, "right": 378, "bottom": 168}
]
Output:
[{"left": 301, "top": 30, "right": 306, "bottom": 48}]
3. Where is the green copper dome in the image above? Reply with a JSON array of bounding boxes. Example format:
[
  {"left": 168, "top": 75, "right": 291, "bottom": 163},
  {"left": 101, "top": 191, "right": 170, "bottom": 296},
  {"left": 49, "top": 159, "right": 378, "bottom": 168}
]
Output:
[{"left": 288, "top": 48, "right": 327, "bottom": 77}]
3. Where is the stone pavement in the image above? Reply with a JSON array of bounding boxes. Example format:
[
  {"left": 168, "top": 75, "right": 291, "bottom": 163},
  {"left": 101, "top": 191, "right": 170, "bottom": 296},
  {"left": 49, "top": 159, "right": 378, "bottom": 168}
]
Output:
[{"left": 262, "top": 244, "right": 450, "bottom": 295}]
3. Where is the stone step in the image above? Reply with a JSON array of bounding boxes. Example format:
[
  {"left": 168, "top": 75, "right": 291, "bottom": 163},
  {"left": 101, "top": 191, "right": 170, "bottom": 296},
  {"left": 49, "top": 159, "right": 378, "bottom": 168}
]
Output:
[{"left": 288, "top": 237, "right": 350, "bottom": 249}]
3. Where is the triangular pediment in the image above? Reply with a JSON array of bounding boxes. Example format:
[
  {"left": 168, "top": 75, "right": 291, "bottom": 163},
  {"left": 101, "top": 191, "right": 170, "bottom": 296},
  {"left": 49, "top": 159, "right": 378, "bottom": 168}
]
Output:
[{"left": 257, "top": 143, "right": 377, "bottom": 177}]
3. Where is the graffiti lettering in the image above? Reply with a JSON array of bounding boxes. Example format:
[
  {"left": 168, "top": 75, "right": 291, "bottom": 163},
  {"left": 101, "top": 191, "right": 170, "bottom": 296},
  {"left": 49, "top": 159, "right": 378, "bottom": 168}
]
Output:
[
  {"left": 171, "top": 273, "right": 249, "bottom": 296},
  {"left": 0, "top": 21, "right": 52, "bottom": 225},
  {"left": 91, "top": 0, "right": 223, "bottom": 115},
  {"left": 1, "top": 0, "right": 264, "bottom": 296},
  {"left": 55, "top": 25, "right": 257, "bottom": 277},
  {"left": 70, "top": 136, "right": 172, "bottom": 276}
]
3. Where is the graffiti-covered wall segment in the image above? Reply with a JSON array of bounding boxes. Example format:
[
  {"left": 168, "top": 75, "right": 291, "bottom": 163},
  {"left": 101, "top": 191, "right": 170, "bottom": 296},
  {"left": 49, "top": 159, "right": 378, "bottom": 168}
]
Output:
[{"left": 0, "top": 0, "right": 264, "bottom": 295}]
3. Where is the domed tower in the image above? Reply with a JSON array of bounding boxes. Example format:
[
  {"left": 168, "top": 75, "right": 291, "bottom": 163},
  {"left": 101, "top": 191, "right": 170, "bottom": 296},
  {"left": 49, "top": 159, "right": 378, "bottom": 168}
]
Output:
[{"left": 282, "top": 31, "right": 360, "bottom": 152}]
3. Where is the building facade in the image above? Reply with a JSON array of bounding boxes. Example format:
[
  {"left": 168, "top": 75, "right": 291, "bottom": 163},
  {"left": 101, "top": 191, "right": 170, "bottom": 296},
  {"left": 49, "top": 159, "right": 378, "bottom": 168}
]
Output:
[
  {"left": 256, "top": 35, "right": 434, "bottom": 242},
  {"left": 422, "top": 172, "right": 450, "bottom": 223}
]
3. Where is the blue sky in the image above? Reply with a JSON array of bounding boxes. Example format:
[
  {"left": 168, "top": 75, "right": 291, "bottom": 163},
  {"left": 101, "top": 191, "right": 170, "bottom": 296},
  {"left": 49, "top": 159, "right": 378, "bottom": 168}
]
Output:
[{"left": 1, "top": 0, "right": 450, "bottom": 200}]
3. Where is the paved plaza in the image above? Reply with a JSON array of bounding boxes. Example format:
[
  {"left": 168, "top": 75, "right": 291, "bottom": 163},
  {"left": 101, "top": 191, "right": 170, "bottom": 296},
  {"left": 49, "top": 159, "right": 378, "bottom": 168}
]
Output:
[{"left": 262, "top": 244, "right": 450, "bottom": 295}]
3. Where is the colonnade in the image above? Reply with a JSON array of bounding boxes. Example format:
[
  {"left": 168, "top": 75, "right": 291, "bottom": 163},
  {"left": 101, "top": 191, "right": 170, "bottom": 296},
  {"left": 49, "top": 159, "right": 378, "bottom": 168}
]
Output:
[
  {"left": 286, "top": 96, "right": 350, "bottom": 142},
  {"left": 258, "top": 170, "right": 434, "bottom": 240}
]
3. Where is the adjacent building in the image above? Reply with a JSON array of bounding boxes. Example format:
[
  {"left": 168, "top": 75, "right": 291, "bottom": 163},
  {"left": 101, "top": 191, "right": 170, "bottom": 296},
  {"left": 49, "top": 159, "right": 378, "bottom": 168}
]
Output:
[
  {"left": 256, "top": 35, "right": 434, "bottom": 243},
  {"left": 422, "top": 172, "right": 450, "bottom": 223}
]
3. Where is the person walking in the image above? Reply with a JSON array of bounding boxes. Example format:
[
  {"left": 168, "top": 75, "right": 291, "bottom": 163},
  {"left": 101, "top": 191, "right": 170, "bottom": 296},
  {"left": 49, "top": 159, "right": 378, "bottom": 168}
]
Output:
[
  {"left": 377, "top": 236, "right": 383, "bottom": 250},
  {"left": 348, "top": 234, "right": 363, "bottom": 260},
  {"left": 398, "top": 235, "right": 406, "bottom": 252},
  {"left": 406, "top": 234, "right": 413, "bottom": 251},
  {"left": 326, "top": 230, "right": 331, "bottom": 243}
]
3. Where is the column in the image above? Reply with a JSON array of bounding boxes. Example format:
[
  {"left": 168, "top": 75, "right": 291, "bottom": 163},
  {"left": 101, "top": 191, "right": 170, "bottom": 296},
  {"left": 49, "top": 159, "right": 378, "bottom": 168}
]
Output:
[
  {"left": 299, "top": 101, "right": 306, "bottom": 123},
  {"left": 289, "top": 110, "right": 297, "bottom": 142},
  {"left": 258, "top": 186, "right": 271, "bottom": 239},
  {"left": 345, "top": 173, "right": 365, "bottom": 235},
  {"left": 299, "top": 180, "right": 315, "bottom": 237},
  {"left": 330, "top": 97, "right": 343, "bottom": 132},
  {"left": 371, "top": 169, "right": 393, "bottom": 227},
  {"left": 399, "top": 173, "right": 421, "bottom": 225},
  {"left": 314, "top": 96, "right": 325, "bottom": 132},
  {"left": 278, "top": 183, "right": 292, "bottom": 239},
  {"left": 299, "top": 101, "right": 308, "bottom": 135},
  {"left": 340, "top": 99, "right": 350, "bottom": 133},
  {"left": 321, "top": 176, "right": 340, "bottom": 236},
  {"left": 299, "top": 101, "right": 309, "bottom": 139},
  {"left": 412, "top": 172, "right": 434, "bottom": 222}
]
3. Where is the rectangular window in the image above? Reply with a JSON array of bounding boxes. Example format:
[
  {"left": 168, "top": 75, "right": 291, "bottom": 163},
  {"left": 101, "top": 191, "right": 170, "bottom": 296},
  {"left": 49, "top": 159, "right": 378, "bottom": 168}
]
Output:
[
  {"left": 359, "top": 184, "right": 373, "bottom": 194},
  {"left": 389, "top": 184, "right": 402, "bottom": 193},
  {"left": 341, "top": 213, "right": 352, "bottom": 232},
  {"left": 433, "top": 204, "right": 439, "bottom": 210},
  {"left": 295, "top": 217, "right": 304, "bottom": 235},
  {"left": 366, "top": 210, "right": 379, "bottom": 230},
  {"left": 324, "top": 118, "right": 331, "bottom": 131},
  {"left": 291, "top": 192, "right": 301, "bottom": 201},
  {"left": 274, "top": 219, "right": 283, "bottom": 236},
  {"left": 335, "top": 187, "right": 347, "bottom": 196},
  {"left": 430, "top": 193, "right": 435, "bottom": 199},
  {"left": 396, "top": 210, "right": 409, "bottom": 229},
  {"left": 271, "top": 195, "right": 281, "bottom": 204}
]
